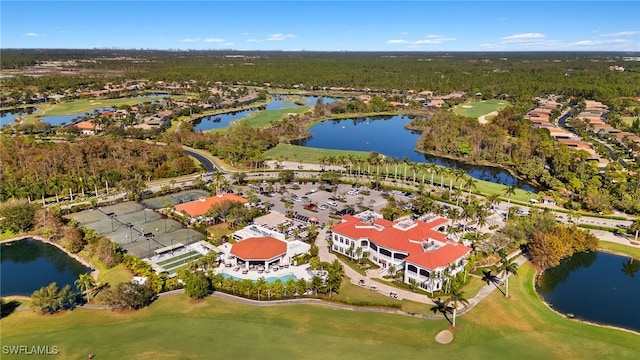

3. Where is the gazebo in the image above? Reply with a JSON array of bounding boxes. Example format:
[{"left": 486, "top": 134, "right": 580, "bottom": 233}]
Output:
[{"left": 230, "top": 237, "right": 287, "bottom": 269}]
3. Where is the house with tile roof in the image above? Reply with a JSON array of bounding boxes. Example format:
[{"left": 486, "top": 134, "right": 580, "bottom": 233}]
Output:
[
  {"left": 330, "top": 213, "right": 471, "bottom": 293},
  {"left": 71, "top": 120, "right": 101, "bottom": 135},
  {"left": 174, "top": 193, "right": 248, "bottom": 218}
]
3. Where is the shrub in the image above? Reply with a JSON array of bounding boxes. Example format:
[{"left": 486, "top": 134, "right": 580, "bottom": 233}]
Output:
[
  {"left": 31, "top": 282, "right": 75, "bottom": 314},
  {"left": 99, "top": 282, "right": 155, "bottom": 310}
]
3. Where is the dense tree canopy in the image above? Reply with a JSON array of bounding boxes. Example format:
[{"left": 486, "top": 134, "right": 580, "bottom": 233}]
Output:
[{"left": 0, "top": 136, "right": 196, "bottom": 202}]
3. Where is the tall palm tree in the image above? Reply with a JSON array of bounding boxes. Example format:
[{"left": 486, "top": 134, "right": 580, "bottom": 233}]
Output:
[
  {"left": 481, "top": 269, "right": 505, "bottom": 296},
  {"left": 430, "top": 298, "right": 453, "bottom": 324},
  {"left": 446, "top": 284, "right": 469, "bottom": 328},
  {"left": 499, "top": 257, "right": 519, "bottom": 298},
  {"left": 74, "top": 273, "right": 96, "bottom": 300},
  {"left": 621, "top": 258, "right": 639, "bottom": 278},
  {"left": 503, "top": 185, "right": 517, "bottom": 221},
  {"left": 463, "top": 176, "right": 478, "bottom": 203},
  {"left": 629, "top": 216, "right": 640, "bottom": 243}
]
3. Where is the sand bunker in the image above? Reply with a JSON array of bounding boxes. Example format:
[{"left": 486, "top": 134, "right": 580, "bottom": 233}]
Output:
[{"left": 435, "top": 330, "right": 454, "bottom": 344}]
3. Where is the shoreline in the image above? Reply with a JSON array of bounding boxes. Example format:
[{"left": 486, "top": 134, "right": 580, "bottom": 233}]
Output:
[
  {"left": 532, "top": 256, "right": 640, "bottom": 337},
  {"left": 3, "top": 235, "right": 100, "bottom": 282}
]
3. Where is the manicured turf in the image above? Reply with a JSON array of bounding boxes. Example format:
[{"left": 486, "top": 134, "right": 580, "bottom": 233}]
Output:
[
  {"left": 210, "top": 106, "right": 309, "bottom": 133},
  {"left": 2, "top": 263, "right": 638, "bottom": 360},
  {"left": 33, "top": 96, "right": 169, "bottom": 117},
  {"left": 453, "top": 99, "right": 509, "bottom": 119},
  {"left": 0, "top": 230, "right": 18, "bottom": 241},
  {"left": 264, "top": 144, "right": 371, "bottom": 163},
  {"left": 598, "top": 241, "right": 640, "bottom": 259}
]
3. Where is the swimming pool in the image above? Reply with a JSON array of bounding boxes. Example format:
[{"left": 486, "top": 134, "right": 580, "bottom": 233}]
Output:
[{"left": 219, "top": 272, "right": 298, "bottom": 283}]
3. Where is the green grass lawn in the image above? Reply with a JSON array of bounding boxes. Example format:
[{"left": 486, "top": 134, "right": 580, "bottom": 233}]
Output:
[
  {"left": 264, "top": 144, "right": 372, "bottom": 164},
  {"left": 0, "top": 230, "right": 19, "bottom": 242},
  {"left": 598, "top": 241, "right": 640, "bottom": 259},
  {"left": 453, "top": 99, "right": 509, "bottom": 119},
  {"left": 30, "top": 96, "right": 169, "bottom": 119},
  {"left": 621, "top": 116, "right": 638, "bottom": 126},
  {"left": 210, "top": 106, "right": 310, "bottom": 133},
  {"left": 2, "top": 263, "right": 638, "bottom": 360}
]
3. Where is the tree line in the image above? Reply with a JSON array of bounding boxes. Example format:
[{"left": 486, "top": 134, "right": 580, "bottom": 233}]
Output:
[{"left": 0, "top": 136, "right": 196, "bottom": 202}]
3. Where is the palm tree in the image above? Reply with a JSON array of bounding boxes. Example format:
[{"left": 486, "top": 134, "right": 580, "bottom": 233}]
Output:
[
  {"left": 463, "top": 176, "right": 478, "bottom": 203},
  {"left": 430, "top": 298, "right": 453, "bottom": 324},
  {"left": 499, "top": 256, "right": 519, "bottom": 298},
  {"left": 74, "top": 273, "right": 96, "bottom": 300},
  {"left": 503, "top": 185, "right": 517, "bottom": 221},
  {"left": 629, "top": 216, "right": 640, "bottom": 243},
  {"left": 446, "top": 284, "right": 469, "bottom": 328},
  {"left": 481, "top": 269, "right": 505, "bottom": 296},
  {"left": 621, "top": 258, "right": 639, "bottom": 278}
]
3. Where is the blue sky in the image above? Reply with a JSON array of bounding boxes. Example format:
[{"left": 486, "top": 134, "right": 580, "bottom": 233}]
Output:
[{"left": 2, "top": 1, "right": 639, "bottom": 51}]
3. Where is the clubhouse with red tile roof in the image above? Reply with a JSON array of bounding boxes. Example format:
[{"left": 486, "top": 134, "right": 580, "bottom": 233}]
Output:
[
  {"left": 331, "top": 213, "right": 471, "bottom": 293},
  {"left": 230, "top": 236, "right": 288, "bottom": 269},
  {"left": 174, "top": 193, "right": 247, "bottom": 218}
]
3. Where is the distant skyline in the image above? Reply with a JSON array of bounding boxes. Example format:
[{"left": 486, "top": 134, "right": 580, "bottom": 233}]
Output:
[{"left": 2, "top": 1, "right": 639, "bottom": 52}]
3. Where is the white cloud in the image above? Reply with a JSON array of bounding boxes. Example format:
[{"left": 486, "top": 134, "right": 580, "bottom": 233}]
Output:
[
  {"left": 181, "top": 38, "right": 200, "bottom": 43},
  {"left": 500, "top": 33, "right": 546, "bottom": 43},
  {"left": 387, "top": 39, "right": 409, "bottom": 44},
  {"left": 203, "top": 38, "right": 225, "bottom": 43},
  {"left": 247, "top": 39, "right": 261, "bottom": 43},
  {"left": 266, "top": 33, "right": 296, "bottom": 41},
  {"left": 413, "top": 35, "right": 456, "bottom": 45},
  {"left": 24, "top": 32, "right": 42, "bottom": 37},
  {"left": 600, "top": 31, "right": 640, "bottom": 37}
]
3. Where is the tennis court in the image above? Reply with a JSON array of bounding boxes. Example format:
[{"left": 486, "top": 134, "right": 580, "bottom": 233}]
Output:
[
  {"left": 67, "top": 201, "right": 204, "bottom": 258},
  {"left": 142, "top": 189, "right": 209, "bottom": 209}
]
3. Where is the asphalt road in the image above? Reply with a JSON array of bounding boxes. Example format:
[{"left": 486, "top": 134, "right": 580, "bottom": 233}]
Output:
[{"left": 183, "top": 148, "right": 217, "bottom": 173}]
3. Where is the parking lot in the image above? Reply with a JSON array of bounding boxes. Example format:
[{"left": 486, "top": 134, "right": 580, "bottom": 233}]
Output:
[{"left": 246, "top": 181, "right": 413, "bottom": 227}]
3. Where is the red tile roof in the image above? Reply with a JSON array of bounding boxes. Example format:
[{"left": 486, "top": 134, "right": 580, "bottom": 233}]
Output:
[
  {"left": 331, "top": 216, "right": 469, "bottom": 270},
  {"left": 73, "top": 121, "right": 100, "bottom": 131},
  {"left": 174, "top": 194, "right": 247, "bottom": 217},
  {"left": 405, "top": 242, "right": 471, "bottom": 270},
  {"left": 230, "top": 237, "right": 287, "bottom": 261}
]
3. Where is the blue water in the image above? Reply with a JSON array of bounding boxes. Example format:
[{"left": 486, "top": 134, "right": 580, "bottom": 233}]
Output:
[
  {"left": 193, "top": 109, "right": 255, "bottom": 131},
  {"left": 38, "top": 94, "right": 170, "bottom": 126},
  {"left": 537, "top": 251, "right": 640, "bottom": 332},
  {"left": 295, "top": 115, "right": 536, "bottom": 190},
  {"left": 220, "top": 272, "right": 298, "bottom": 283},
  {"left": 0, "top": 238, "right": 91, "bottom": 296},
  {"left": 193, "top": 95, "right": 339, "bottom": 131},
  {"left": 0, "top": 107, "right": 38, "bottom": 126}
]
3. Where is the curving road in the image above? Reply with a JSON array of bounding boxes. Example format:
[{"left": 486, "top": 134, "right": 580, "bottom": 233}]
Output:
[{"left": 183, "top": 147, "right": 217, "bottom": 173}]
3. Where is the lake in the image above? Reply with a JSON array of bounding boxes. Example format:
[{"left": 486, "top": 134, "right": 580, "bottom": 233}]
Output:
[
  {"left": 37, "top": 93, "right": 170, "bottom": 126},
  {"left": 0, "top": 107, "right": 38, "bottom": 125},
  {"left": 193, "top": 95, "right": 339, "bottom": 131},
  {"left": 0, "top": 238, "right": 92, "bottom": 296},
  {"left": 295, "top": 115, "right": 536, "bottom": 190},
  {"left": 536, "top": 251, "right": 640, "bottom": 333}
]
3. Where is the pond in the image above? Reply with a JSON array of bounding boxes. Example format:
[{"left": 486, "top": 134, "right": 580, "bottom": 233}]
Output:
[
  {"left": 294, "top": 115, "right": 536, "bottom": 190},
  {"left": 193, "top": 95, "right": 339, "bottom": 131},
  {"left": 536, "top": 251, "right": 640, "bottom": 332},
  {"left": 0, "top": 238, "right": 92, "bottom": 296},
  {"left": 37, "top": 94, "right": 170, "bottom": 126},
  {"left": 38, "top": 107, "right": 113, "bottom": 127},
  {"left": 0, "top": 107, "right": 38, "bottom": 125}
]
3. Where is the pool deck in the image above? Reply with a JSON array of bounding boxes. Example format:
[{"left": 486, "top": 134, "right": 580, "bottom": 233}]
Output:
[{"left": 214, "top": 242, "right": 314, "bottom": 281}]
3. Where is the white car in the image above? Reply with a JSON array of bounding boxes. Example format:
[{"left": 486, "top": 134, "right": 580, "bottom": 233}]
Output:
[
  {"left": 318, "top": 204, "right": 329, "bottom": 210},
  {"left": 327, "top": 201, "right": 338, "bottom": 207}
]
